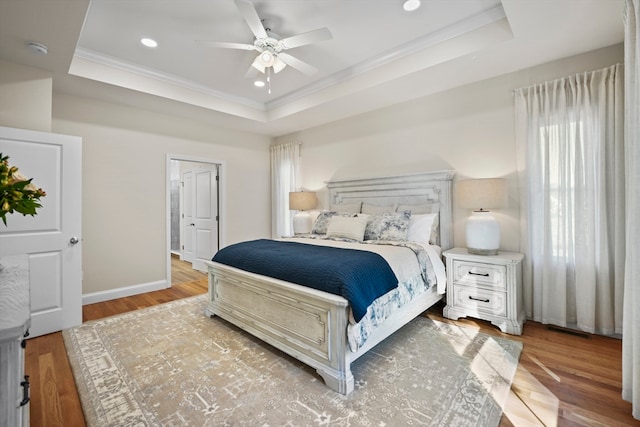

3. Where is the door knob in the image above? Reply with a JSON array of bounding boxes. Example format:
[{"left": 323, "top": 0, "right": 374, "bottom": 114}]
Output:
[{"left": 70, "top": 237, "right": 80, "bottom": 245}]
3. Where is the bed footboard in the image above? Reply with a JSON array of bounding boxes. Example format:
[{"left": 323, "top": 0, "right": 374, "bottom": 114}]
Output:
[{"left": 205, "top": 261, "right": 355, "bottom": 395}]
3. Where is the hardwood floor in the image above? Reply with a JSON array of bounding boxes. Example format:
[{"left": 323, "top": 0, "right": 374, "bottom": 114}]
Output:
[
  {"left": 425, "top": 303, "right": 637, "bottom": 426},
  {"left": 25, "top": 257, "right": 207, "bottom": 427},
  {"left": 25, "top": 259, "right": 637, "bottom": 426}
]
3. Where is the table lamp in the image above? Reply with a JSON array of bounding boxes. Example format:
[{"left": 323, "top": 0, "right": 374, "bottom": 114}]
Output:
[
  {"left": 289, "top": 191, "right": 316, "bottom": 234},
  {"left": 457, "top": 178, "right": 507, "bottom": 255}
]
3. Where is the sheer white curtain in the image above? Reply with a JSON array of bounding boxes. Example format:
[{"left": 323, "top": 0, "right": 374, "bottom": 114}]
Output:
[
  {"left": 270, "top": 142, "right": 300, "bottom": 238},
  {"left": 515, "top": 64, "right": 625, "bottom": 336},
  {"left": 623, "top": 0, "right": 640, "bottom": 420}
]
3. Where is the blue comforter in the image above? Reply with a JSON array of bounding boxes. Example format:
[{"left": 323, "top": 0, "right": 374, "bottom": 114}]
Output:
[{"left": 211, "top": 239, "right": 399, "bottom": 322}]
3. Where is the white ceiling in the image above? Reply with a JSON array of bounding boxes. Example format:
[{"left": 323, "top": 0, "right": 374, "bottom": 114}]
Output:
[{"left": 0, "top": 0, "right": 625, "bottom": 137}]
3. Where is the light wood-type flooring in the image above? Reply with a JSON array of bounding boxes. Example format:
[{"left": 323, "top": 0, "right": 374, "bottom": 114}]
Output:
[{"left": 25, "top": 257, "right": 637, "bottom": 426}]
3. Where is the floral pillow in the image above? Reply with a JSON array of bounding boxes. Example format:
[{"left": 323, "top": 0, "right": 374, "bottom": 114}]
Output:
[
  {"left": 311, "top": 211, "right": 356, "bottom": 234},
  {"left": 364, "top": 211, "right": 411, "bottom": 241}
]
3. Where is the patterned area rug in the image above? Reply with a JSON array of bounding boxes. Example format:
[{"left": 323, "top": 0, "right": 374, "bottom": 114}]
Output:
[{"left": 63, "top": 295, "right": 522, "bottom": 426}]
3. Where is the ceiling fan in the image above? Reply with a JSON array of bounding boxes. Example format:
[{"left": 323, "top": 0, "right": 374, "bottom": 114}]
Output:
[{"left": 197, "top": 0, "right": 332, "bottom": 79}]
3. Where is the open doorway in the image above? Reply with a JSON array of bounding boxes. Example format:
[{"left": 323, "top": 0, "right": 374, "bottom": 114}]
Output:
[{"left": 166, "top": 154, "right": 225, "bottom": 287}]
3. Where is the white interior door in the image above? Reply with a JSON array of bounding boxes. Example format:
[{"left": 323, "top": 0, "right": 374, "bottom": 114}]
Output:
[
  {"left": 180, "top": 163, "right": 218, "bottom": 272},
  {"left": 181, "top": 170, "right": 194, "bottom": 263},
  {"left": 0, "top": 126, "right": 82, "bottom": 338},
  {"left": 192, "top": 165, "right": 218, "bottom": 272}
]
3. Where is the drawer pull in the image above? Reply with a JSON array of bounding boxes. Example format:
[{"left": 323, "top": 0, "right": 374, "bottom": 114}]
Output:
[
  {"left": 20, "top": 375, "right": 30, "bottom": 406},
  {"left": 22, "top": 329, "right": 30, "bottom": 349},
  {"left": 469, "top": 296, "right": 490, "bottom": 303},
  {"left": 469, "top": 271, "right": 490, "bottom": 277}
]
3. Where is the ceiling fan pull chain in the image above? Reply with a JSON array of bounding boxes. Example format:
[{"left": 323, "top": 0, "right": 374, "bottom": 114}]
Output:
[{"left": 267, "top": 67, "right": 272, "bottom": 94}]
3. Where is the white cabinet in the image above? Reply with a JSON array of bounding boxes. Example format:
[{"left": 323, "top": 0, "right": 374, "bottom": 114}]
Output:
[
  {"left": 443, "top": 248, "right": 524, "bottom": 335},
  {"left": 0, "top": 255, "right": 30, "bottom": 427}
]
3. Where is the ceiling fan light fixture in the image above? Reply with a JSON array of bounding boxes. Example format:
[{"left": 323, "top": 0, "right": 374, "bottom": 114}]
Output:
[
  {"left": 197, "top": 0, "right": 332, "bottom": 78},
  {"left": 251, "top": 57, "right": 266, "bottom": 73},
  {"left": 273, "top": 57, "right": 286, "bottom": 73},
  {"left": 402, "top": 0, "right": 421, "bottom": 12},
  {"left": 259, "top": 50, "right": 275, "bottom": 67}
]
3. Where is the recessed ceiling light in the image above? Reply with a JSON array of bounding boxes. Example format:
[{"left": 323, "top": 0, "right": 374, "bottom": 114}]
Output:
[
  {"left": 402, "top": 0, "right": 421, "bottom": 12},
  {"left": 141, "top": 38, "right": 158, "bottom": 48},
  {"left": 254, "top": 80, "right": 265, "bottom": 88}
]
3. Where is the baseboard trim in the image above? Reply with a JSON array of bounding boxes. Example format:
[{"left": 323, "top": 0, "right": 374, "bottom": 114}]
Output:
[
  {"left": 82, "top": 280, "right": 169, "bottom": 305},
  {"left": 546, "top": 324, "right": 591, "bottom": 339}
]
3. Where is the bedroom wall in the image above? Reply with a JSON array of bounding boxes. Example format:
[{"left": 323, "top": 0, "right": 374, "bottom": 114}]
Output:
[
  {"left": 274, "top": 44, "right": 624, "bottom": 253},
  {"left": 0, "top": 60, "right": 52, "bottom": 132},
  {"left": 51, "top": 93, "right": 272, "bottom": 296}
]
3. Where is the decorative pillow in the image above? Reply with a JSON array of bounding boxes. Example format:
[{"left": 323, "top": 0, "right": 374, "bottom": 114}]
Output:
[
  {"left": 308, "top": 210, "right": 321, "bottom": 226},
  {"left": 361, "top": 203, "right": 395, "bottom": 214},
  {"left": 396, "top": 202, "right": 440, "bottom": 214},
  {"left": 330, "top": 201, "right": 362, "bottom": 213},
  {"left": 364, "top": 211, "right": 411, "bottom": 241},
  {"left": 326, "top": 216, "right": 368, "bottom": 241},
  {"left": 407, "top": 213, "right": 439, "bottom": 245},
  {"left": 311, "top": 211, "right": 356, "bottom": 234}
]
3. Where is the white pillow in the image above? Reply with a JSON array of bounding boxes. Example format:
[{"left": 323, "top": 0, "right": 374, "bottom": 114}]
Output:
[
  {"left": 311, "top": 211, "right": 356, "bottom": 234},
  {"left": 407, "top": 213, "right": 439, "bottom": 245},
  {"left": 326, "top": 216, "right": 369, "bottom": 241}
]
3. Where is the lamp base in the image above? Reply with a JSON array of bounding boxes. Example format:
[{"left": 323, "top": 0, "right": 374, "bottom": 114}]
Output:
[
  {"left": 467, "top": 247, "right": 499, "bottom": 256},
  {"left": 465, "top": 210, "right": 500, "bottom": 256},
  {"left": 292, "top": 212, "right": 313, "bottom": 234}
]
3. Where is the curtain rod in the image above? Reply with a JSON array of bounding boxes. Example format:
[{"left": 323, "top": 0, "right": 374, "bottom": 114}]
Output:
[{"left": 512, "top": 62, "right": 623, "bottom": 95}]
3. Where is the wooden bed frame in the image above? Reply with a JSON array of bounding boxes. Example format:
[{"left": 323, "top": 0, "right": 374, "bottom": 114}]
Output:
[{"left": 205, "top": 170, "right": 455, "bottom": 395}]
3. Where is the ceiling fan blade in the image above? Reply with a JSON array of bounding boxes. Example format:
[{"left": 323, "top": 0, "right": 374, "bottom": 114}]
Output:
[
  {"left": 195, "top": 40, "right": 257, "bottom": 51},
  {"left": 234, "top": 0, "right": 267, "bottom": 40},
  {"left": 277, "top": 52, "right": 318, "bottom": 76},
  {"left": 278, "top": 27, "right": 332, "bottom": 50}
]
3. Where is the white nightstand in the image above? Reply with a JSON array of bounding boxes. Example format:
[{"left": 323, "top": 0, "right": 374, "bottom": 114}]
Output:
[{"left": 443, "top": 248, "right": 525, "bottom": 335}]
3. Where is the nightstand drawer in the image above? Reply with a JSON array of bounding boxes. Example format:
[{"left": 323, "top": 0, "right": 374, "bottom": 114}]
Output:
[
  {"left": 452, "top": 286, "right": 506, "bottom": 317},
  {"left": 452, "top": 260, "right": 506, "bottom": 290}
]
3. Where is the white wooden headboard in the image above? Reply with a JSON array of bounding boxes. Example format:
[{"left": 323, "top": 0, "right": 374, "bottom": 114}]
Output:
[{"left": 326, "top": 170, "right": 456, "bottom": 251}]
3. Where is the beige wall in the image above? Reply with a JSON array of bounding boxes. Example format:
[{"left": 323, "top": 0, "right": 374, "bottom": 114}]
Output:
[
  {"left": 275, "top": 44, "right": 624, "bottom": 253},
  {"left": 52, "top": 94, "right": 272, "bottom": 295},
  {"left": 0, "top": 60, "right": 52, "bottom": 132},
  {"left": 1, "top": 42, "right": 624, "bottom": 296}
]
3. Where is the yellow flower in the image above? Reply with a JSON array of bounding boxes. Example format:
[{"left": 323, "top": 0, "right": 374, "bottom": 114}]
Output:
[
  {"left": 9, "top": 170, "right": 28, "bottom": 185},
  {"left": 0, "top": 152, "right": 46, "bottom": 226}
]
